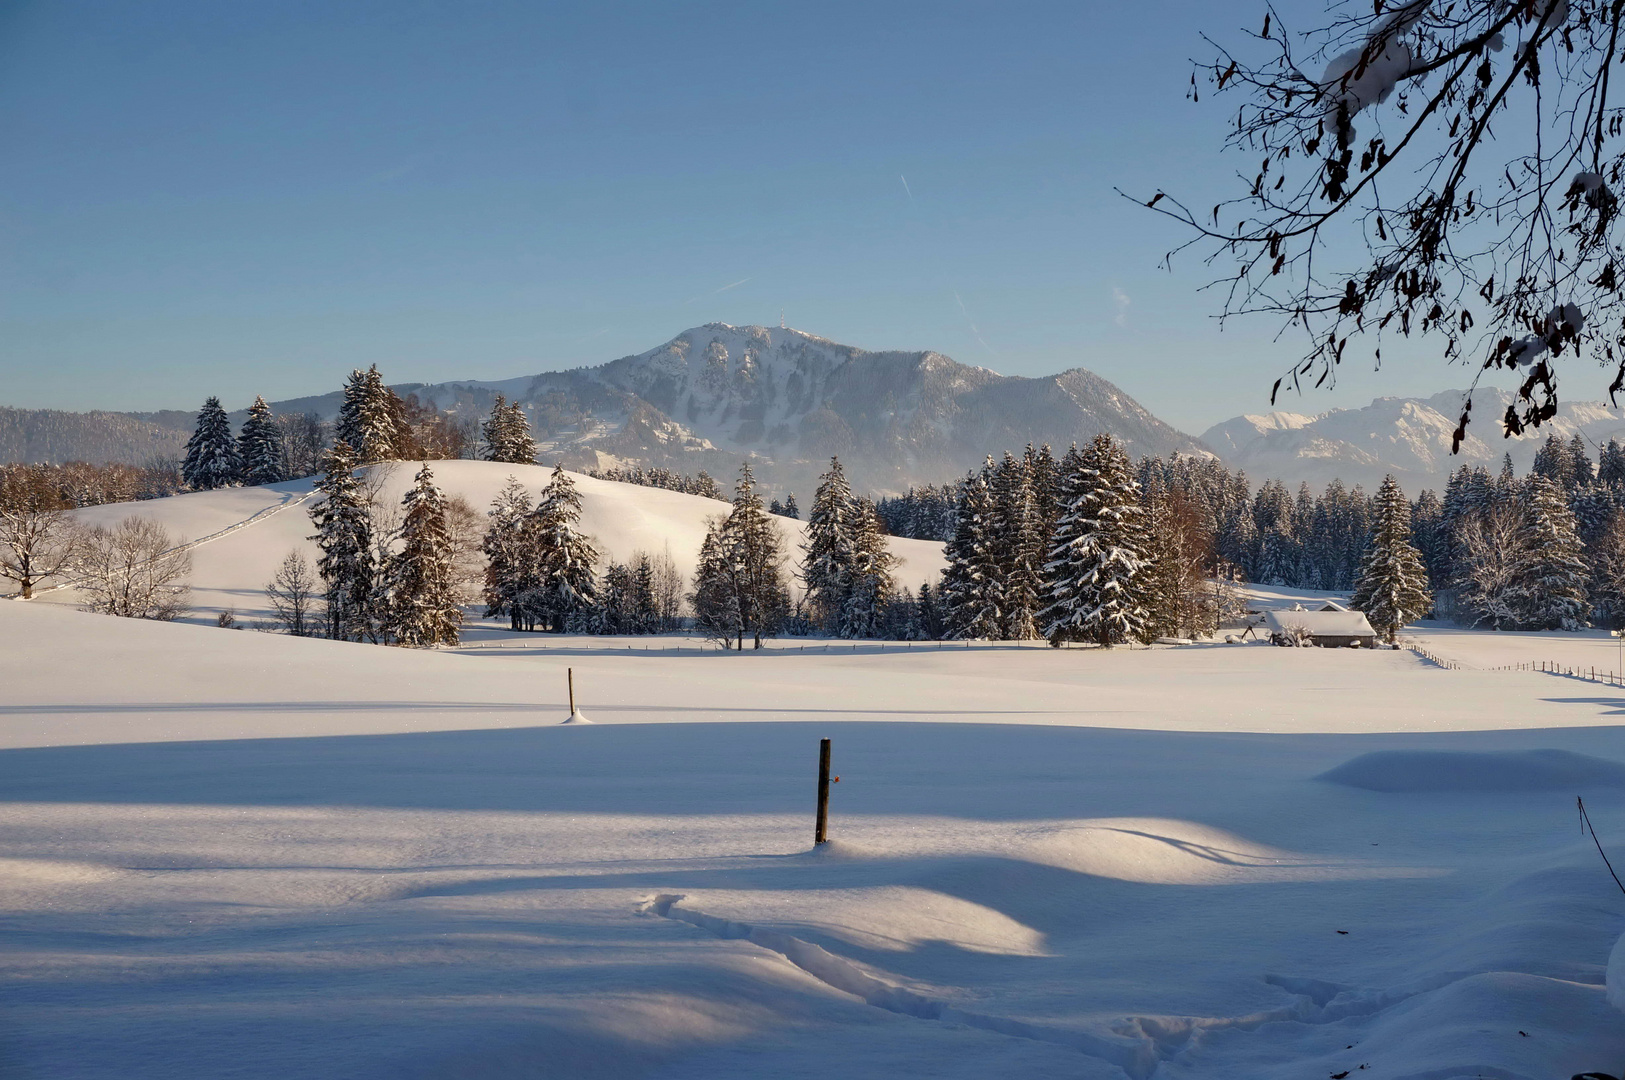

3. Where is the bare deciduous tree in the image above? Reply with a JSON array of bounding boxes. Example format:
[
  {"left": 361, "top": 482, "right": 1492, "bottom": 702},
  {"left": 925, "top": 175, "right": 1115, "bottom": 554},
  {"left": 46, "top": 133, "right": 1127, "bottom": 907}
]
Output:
[
  {"left": 78, "top": 517, "right": 192, "bottom": 620},
  {"left": 1144, "top": 0, "right": 1625, "bottom": 440},
  {"left": 265, "top": 549, "right": 317, "bottom": 635},
  {"left": 0, "top": 506, "right": 84, "bottom": 599},
  {"left": 273, "top": 412, "right": 328, "bottom": 480},
  {"left": 442, "top": 493, "right": 487, "bottom": 605},
  {"left": 1454, "top": 502, "right": 1529, "bottom": 628}
]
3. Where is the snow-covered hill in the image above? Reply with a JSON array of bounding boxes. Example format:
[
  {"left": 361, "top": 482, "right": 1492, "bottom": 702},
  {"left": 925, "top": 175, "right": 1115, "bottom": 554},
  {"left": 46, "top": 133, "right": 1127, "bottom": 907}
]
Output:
[
  {"left": 261, "top": 324, "right": 1208, "bottom": 497},
  {"left": 1202, "top": 388, "right": 1625, "bottom": 492},
  {"left": 30, "top": 459, "right": 945, "bottom": 623}
]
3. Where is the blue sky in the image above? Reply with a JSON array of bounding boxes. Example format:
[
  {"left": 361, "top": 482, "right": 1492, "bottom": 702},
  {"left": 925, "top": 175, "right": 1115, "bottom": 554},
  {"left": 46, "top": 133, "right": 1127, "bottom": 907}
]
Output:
[{"left": 0, "top": 0, "right": 1588, "bottom": 433}]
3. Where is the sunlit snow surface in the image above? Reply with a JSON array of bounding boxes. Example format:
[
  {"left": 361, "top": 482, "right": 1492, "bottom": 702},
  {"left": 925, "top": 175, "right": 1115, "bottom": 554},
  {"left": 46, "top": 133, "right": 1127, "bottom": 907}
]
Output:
[{"left": 4, "top": 470, "right": 1625, "bottom": 1078}]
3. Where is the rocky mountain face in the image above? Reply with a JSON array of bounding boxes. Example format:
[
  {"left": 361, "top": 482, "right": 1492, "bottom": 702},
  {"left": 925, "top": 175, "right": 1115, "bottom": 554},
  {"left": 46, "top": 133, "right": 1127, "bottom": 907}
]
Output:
[
  {"left": 261, "top": 324, "right": 1209, "bottom": 496},
  {"left": 1202, "top": 388, "right": 1625, "bottom": 493}
]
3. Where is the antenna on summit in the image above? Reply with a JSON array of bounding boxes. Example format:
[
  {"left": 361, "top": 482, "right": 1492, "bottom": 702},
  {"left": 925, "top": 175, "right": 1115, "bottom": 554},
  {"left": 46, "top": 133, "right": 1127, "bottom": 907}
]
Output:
[{"left": 779, "top": 309, "right": 785, "bottom": 330}]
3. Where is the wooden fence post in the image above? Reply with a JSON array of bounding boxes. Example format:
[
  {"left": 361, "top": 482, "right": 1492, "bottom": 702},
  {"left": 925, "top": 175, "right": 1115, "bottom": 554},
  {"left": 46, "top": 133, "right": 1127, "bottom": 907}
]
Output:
[{"left": 815, "top": 738, "right": 832, "bottom": 844}]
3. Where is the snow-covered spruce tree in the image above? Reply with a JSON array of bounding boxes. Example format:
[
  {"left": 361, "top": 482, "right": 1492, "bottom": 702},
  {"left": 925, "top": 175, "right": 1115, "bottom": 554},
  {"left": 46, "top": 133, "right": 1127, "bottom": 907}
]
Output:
[
  {"left": 481, "top": 395, "right": 537, "bottom": 465},
  {"left": 1038, "top": 433, "right": 1149, "bottom": 648},
  {"left": 1351, "top": 476, "right": 1432, "bottom": 644},
  {"left": 690, "top": 464, "right": 790, "bottom": 649},
  {"left": 991, "top": 451, "right": 1043, "bottom": 640},
  {"left": 182, "top": 397, "right": 240, "bottom": 491},
  {"left": 1590, "top": 509, "right": 1625, "bottom": 629},
  {"left": 335, "top": 366, "right": 398, "bottom": 465},
  {"left": 592, "top": 562, "right": 635, "bottom": 634},
  {"left": 781, "top": 493, "right": 800, "bottom": 520},
  {"left": 941, "top": 459, "right": 1002, "bottom": 639},
  {"left": 526, "top": 466, "right": 599, "bottom": 632},
  {"left": 307, "top": 441, "right": 377, "bottom": 641},
  {"left": 481, "top": 476, "right": 535, "bottom": 631},
  {"left": 1410, "top": 488, "right": 1451, "bottom": 592},
  {"left": 1532, "top": 434, "right": 1577, "bottom": 490},
  {"left": 1510, "top": 476, "right": 1590, "bottom": 630},
  {"left": 237, "top": 395, "right": 286, "bottom": 486},
  {"left": 802, "top": 457, "right": 857, "bottom": 633},
  {"left": 839, "top": 497, "right": 897, "bottom": 639},
  {"left": 386, "top": 463, "right": 462, "bottom": 647},
  {"left": 1600, "top": 440, "right": 1625, "bottom": 488},
  {"left": 631, "top": 554, "right": 658, "bottom": 631}
]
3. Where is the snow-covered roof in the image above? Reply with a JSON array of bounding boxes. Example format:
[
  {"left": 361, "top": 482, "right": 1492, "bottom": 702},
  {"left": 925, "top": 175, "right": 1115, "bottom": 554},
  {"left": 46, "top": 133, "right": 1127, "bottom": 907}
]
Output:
[
  {"left": 1318, "top": 601, "right": 1349, "bottom": 612},
  {"left": 1262, "top": 609, "right": 1376, "bottom": 637}
]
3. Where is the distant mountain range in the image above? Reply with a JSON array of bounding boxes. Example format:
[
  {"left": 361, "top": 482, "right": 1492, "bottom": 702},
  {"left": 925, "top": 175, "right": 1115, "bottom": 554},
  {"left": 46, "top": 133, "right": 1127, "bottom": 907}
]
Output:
[
  {"left": 11, "top": 323, "right": 1625, "bottom": 497},
  {"left": 1200, "top": 388, "right": 1625, "bottom": 493}
]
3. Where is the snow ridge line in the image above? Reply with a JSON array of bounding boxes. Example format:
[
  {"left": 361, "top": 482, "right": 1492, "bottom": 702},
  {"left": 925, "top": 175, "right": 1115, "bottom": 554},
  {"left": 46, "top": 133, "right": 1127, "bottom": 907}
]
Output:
[
  {"left": 640, "top": 894, "right": 1461, "bottom": 1078},
  {"left": 641, "top": 893, "right": 1158, "bottom": 1078},
  {"left": 14, "top": 488, "right": 318, "bottom": 600}
]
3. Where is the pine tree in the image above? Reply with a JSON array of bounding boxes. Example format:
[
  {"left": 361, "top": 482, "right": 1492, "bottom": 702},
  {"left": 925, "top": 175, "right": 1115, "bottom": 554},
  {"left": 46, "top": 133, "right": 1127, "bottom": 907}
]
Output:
[
  {"left": 1410, "top": 488, "right": 1450, "bottom": 591},
  {"left": 594, "top": 562, "right": 635, "bottom": 634},
  {"left": 802, "top": 457, "right": 857, "bottom": 633},
  {"left": 1038, "top": 433, "right": 1148, "bottom": 647},
  {"left": 991, "top": 451, "right": 1042, "bottom": 639},
  {"left": 236, "top": 395, "right": 285, "bottom": 486},
  {"left": 1532, "top": 434, "right": 1574, "bottom": 490},
  {"left": 1511, "top": 476, "right": 1590, "bottom": 630},
  {"left": 336, "top": 366, "right": 398, "bottom": 464},
  {"left": 840, "top": 497, "right": 897, "bottom": 639},
  {"left": 482, "top": 476, "right": 535, "bottom": 630},
  {"left": 1600, "top": 439, "right": 1625, "bottom": 488},
  {"left": 307, "top": 442, "right": 377, "bottom": 641},
  {"left": 386, "top": 464, "right": 462, "bottom": 646},
  {"left": 1591, "top": 509, "right": 1625, "bottom": 629},
  {"left": 182, "top": 397, "right": 241, "bottom": 490},
  {"left": 527, "top": 466, "right": 599, "bottom": 632},
  {"left": 632, "top": 554, "right": 658, "bottom": 632},
  {"left": 941, "top": 459, "right": 1002, "bottom": 639},
  {"left": 690, "top": 465, "right": 790, "bottom": 649},
  {"left": 1350, "top": 476, "right": 1432, "bottom": 643},
  {"left": 782, "top": 493, "right": 800, "bottom": 520},
  {"left": 1569, "top": 434, "right": 1595, "bottom": 487},
  {"left": 482, "top": 395, "right": 537, "bottom": 464}
]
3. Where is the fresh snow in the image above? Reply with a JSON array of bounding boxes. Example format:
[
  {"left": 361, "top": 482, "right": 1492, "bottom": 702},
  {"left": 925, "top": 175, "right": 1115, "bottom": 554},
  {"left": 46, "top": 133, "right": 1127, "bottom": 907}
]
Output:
[
  {"left": 34, "top": 461, "right": 944, "bottom": 625},
  {"left": 4, "top": 474, "right": 1625, "bottom": 1078}
]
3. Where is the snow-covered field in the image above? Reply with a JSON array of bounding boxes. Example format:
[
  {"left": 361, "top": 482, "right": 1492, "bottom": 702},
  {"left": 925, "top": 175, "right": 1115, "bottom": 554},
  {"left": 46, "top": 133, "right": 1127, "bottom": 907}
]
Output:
[{"left": 5, "top": 471, "right": 1625, "bottom": 1079}]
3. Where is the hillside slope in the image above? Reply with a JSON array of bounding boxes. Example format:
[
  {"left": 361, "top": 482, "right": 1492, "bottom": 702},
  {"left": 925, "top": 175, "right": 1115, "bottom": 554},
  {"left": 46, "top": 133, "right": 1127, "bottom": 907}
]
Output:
[
  {"left": 0, "top": 406, "right": 186, "bottom": 465},
  {"left": 30, "top": 460, "right": 944, "bottom": 623}
]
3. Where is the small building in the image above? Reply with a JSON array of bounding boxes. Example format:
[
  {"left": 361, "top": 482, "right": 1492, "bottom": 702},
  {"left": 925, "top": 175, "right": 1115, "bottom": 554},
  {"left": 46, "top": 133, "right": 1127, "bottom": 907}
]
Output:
[{"left": 1262, "top": 607, "right": 1378, "bottom": 648}]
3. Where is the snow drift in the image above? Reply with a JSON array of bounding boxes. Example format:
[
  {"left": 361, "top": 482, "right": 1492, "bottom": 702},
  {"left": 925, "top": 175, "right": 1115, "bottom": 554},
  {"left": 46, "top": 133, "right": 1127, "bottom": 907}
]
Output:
[{"left": 1319, "top": 748, "right": 1625, "bottom": 792}]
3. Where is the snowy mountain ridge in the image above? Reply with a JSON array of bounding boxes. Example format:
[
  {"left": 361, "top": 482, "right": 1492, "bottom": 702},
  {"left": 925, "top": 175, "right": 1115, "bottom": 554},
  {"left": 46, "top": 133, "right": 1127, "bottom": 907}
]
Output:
[
  {"left": 272, "top": 323, "right": 1209, "bottom": 496},
  {"left": 1202, "top": 388, "right": 1625, "bottom": 492}
]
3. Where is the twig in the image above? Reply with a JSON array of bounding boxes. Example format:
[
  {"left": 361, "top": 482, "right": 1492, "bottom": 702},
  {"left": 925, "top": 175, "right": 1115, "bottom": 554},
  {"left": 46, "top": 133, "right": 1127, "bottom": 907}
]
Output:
[{"left": 1578, "top": 796, "right": 1625, "bottom": 898}]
